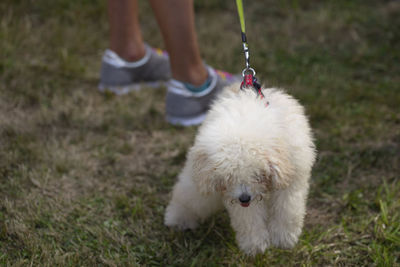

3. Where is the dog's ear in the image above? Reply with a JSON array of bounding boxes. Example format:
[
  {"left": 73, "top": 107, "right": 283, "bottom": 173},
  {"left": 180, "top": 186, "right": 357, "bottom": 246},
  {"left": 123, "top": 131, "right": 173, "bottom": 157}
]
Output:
[{"left": 188, "top": 146, "right": 226, "bottom": 195}]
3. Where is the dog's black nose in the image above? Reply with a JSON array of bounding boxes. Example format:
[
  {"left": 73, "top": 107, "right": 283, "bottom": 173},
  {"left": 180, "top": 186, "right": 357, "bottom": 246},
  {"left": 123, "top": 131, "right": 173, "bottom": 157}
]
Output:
[{"left": 239, "top": 194, "right": 251, "bottom": 203}]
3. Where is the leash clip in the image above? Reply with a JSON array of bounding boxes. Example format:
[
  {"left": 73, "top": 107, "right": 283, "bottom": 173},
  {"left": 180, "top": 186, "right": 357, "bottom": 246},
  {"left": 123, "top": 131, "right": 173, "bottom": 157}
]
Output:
[
  {"left": 241, "top": 67, "right": 255, "bottom": 77},
  {"left": 240, "top": 69, "right": 265, "bottom": 99}
]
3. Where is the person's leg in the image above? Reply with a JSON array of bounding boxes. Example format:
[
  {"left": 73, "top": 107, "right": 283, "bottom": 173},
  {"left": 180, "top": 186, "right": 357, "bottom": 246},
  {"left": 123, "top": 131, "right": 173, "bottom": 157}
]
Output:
[
  {"left": 100, "top": 0, "right": 171, "bottom": 94},
  {"left": 108, "top": 0, "right": 145, "bottom": 61},
  {"left": 149, "top": 0, "right": 239, "bottom": 126},
  {"left": 102, "top": 0, "right": 239, "bottom": 125},
  {"left": 149, "top": 0, "right": 208, "bottom": 86}
]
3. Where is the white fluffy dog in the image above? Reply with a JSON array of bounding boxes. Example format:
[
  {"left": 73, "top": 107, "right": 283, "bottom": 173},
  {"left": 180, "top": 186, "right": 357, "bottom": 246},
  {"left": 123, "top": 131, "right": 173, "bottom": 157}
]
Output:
[{"left": 164, "top": 82, "right": 316, "bottom": 255}]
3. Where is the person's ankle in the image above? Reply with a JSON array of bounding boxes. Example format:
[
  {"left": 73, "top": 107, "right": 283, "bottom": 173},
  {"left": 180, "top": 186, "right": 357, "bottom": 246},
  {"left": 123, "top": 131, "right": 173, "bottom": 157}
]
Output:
[
  {"left": 172, "top": 64, "right": 208, "bottom": 86},
  {"left": 110, "top": 43, "right": 146, "bottom": 62},
  {"left": 183, "top": 76, "right": 212, "bottom": 93}
]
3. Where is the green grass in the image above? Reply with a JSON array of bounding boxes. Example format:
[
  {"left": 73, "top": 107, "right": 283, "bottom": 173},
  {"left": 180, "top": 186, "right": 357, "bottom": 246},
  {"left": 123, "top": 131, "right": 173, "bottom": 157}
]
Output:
[{"left": 0, "top": 0, "right": 399, "bottom": 265}]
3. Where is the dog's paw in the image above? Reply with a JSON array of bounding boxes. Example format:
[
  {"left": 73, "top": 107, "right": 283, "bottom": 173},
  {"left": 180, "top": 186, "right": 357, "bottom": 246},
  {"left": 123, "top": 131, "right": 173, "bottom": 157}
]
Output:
[
  {"left": 164, "top": 202, "right": 199, "bottom": 230},
  {"left": 237, "top": 231, "right": 270, "bottom": 256},
  {"left": 269, "top": 229, "right": 300, "bottom": 248}
]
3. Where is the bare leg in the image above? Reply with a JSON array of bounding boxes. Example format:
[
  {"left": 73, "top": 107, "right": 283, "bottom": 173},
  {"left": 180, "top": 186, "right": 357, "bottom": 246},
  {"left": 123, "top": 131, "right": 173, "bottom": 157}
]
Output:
[
  {"left": 108, "top": 0, "right": 146, "bottom": 61},
  {"left": 149, "top": 0, "right": 208, "bottom": 86}
]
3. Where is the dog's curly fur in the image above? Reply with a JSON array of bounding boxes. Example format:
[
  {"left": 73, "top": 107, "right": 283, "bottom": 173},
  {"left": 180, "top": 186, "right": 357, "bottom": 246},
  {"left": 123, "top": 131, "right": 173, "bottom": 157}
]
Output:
[{"left": 165, "top": 83, "right": 316, "bottom": 255}]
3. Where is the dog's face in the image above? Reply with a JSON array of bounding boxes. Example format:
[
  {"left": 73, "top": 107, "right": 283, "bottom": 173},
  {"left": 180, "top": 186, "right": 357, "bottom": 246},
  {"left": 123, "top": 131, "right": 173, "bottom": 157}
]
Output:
[
  {"left": 215, "top": 163, "right": 288, "bottom": 208},
  {"left": 189, "top": 143, "right": 294, "bottom": 208}
]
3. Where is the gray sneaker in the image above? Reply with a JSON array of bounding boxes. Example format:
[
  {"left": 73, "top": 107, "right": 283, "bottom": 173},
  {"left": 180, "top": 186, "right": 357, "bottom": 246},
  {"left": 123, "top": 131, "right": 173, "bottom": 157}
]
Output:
[
  {"left": 166, "top": 66, "right": 241, "bottom": 126},
  {"left": 99, "top": 44, "right": 171, "bottom": 95}
]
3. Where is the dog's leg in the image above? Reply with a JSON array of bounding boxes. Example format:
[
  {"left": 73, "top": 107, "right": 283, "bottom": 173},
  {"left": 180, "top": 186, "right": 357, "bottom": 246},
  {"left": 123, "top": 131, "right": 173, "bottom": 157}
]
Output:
[
  {"left": 164, "top": 166, "right": 223, "bottom": 230},
  {"left": 267, "top": 179, "right": 309, "bottom": 248},
  {"left": 225, "top": 201, "right": 270, "bottom": 255}
]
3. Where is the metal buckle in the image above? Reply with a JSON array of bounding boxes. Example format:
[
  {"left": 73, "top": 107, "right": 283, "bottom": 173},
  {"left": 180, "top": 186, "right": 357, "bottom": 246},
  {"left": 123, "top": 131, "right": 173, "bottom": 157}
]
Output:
[{"left": 241, "top": 67, "right": 256, "bottom": 77}]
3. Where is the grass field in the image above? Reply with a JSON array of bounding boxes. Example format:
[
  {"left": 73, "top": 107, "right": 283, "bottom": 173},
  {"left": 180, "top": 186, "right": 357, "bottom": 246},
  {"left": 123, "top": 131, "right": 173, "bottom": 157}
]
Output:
[{"left": 1, "top": 0, "right": 399, "bottom": 266}]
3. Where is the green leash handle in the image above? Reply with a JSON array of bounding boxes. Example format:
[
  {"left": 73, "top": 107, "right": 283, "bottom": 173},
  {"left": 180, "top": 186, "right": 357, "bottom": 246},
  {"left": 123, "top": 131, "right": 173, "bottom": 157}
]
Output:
[
  {"left": 236, "top": 0, "right": 254, "bottom": 76},
  {"left": 236, "top": 0, "right": 246, "bottom": 33}
]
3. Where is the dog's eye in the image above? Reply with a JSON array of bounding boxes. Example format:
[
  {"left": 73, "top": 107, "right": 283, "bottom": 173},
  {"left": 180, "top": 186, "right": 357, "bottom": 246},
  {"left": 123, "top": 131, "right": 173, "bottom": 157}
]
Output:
[
  {"left": 254, "top": 174, "right": 264, "bottom": 184},
  {"left": 215, "top": 180, "right": 227, "bottom": 192},
  {"left": 216, "top": 184, "right": 226, "bottom": 192},
  {"left": 254, "top": 174, "right": 272, "bottom": 189}
]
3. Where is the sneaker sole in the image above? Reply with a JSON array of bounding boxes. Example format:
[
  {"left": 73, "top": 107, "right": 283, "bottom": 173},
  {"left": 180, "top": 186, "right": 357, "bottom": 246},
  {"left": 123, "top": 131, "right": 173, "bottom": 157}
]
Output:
[
  {"left": 98, "top": 81, "right": 163, "bottom": 95},
  {"left": 166, "top": 112, "right": 207, "bottom": 127}
]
